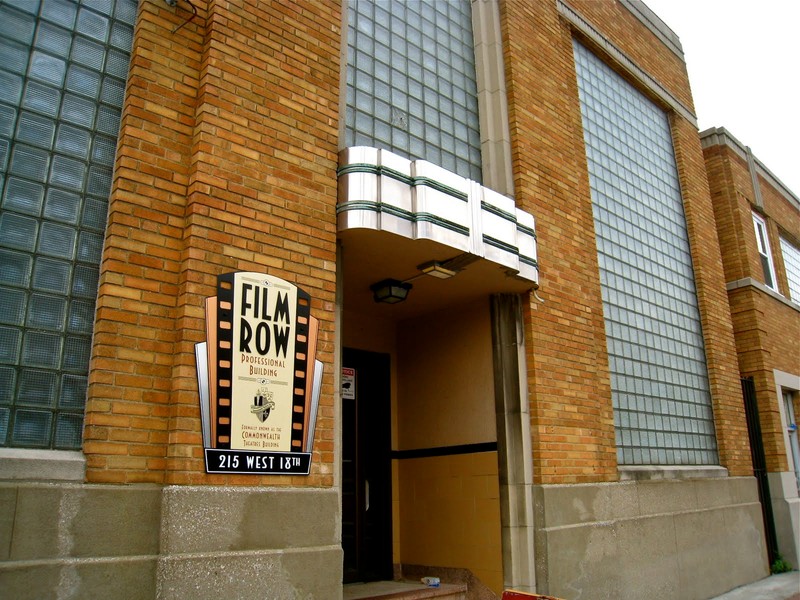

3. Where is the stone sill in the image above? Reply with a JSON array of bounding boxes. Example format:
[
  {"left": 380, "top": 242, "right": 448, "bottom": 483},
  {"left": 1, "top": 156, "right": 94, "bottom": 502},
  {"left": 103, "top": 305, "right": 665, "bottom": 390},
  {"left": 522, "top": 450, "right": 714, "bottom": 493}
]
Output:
[
  {"left": 0, "top": 448, "right": 86, "bottom": 482},
  {"left": 618, "top": 465, "right": 729, "bottom": 481}
]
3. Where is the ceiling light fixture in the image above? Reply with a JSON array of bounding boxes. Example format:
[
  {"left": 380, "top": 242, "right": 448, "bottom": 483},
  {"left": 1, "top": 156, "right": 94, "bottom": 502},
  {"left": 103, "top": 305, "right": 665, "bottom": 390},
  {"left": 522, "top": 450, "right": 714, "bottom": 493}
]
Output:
[
  {"left": 370, "top": 279, "right": 413, "bottom": 304},
  {"left": 416, "top": 260, "right": 457, "bottom": 280},
  {"left": 369, "top": 256, "right": 471, "bottom": 304}
]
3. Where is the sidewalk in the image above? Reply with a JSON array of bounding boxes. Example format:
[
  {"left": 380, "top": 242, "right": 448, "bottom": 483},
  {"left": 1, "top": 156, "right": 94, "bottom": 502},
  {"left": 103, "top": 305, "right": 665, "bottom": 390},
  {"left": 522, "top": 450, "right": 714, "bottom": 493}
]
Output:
[{"left": 708, "top": 571, "right": 799, "bottom": 600}]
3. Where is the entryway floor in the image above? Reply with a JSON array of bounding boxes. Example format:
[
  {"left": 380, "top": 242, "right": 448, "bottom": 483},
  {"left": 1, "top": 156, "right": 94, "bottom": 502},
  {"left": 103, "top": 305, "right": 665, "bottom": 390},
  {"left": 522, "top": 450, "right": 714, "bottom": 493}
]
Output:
[{"left": 343, "top": 580, "right": 467, "bottom": 600}]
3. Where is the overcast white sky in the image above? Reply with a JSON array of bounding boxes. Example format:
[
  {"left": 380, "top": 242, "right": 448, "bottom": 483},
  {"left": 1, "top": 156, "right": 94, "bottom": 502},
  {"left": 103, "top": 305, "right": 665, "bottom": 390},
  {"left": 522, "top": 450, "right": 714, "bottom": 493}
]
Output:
[{"left": 641, "top": 0, "right": 799, "bottom": 196}]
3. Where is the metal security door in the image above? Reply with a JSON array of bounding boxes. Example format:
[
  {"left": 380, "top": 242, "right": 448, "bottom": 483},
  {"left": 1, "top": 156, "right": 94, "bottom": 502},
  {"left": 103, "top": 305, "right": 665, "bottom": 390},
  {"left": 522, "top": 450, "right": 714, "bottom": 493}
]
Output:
[{"left": 342, "top": 348, "right": 392, "bottom": 583}]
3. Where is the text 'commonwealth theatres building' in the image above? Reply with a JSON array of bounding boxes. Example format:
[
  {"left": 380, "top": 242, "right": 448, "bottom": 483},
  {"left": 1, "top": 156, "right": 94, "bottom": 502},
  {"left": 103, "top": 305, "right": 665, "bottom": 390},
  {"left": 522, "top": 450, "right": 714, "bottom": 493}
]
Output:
[{"left": 1, "top": 0, "right": 798, "bottom": 598}]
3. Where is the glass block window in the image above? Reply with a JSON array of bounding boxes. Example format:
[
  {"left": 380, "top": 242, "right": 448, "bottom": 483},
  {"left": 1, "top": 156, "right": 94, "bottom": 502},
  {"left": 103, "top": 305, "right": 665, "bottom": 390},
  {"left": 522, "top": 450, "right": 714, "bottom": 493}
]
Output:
[
  {"left": 780, "top": 236, "right": 800, "bottom": 304},
  {"left": 345, "top": 0, "right": 482, "bottom": 181},
  {"left": 0, "top": 0, "right": 137, "bottom": 449},
  {"left": 573, "top": 40, "right": 718, "bottom": 466}
]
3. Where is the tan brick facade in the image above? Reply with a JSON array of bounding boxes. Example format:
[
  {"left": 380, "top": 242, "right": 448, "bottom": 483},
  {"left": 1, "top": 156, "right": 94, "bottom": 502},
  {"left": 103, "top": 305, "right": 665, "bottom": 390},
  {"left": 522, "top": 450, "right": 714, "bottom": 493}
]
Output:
[
  {"left": 85, "top": 0, "right": 341, "bottom": 486},
  {"left": 502, "top": 0, "right": 751, "bottom": 482},
  {"left": 703, "top": 133, "right": 800, "bottom": 473},
  {"left": 1, "top": 1, "right": 778, "bottom": 597}
]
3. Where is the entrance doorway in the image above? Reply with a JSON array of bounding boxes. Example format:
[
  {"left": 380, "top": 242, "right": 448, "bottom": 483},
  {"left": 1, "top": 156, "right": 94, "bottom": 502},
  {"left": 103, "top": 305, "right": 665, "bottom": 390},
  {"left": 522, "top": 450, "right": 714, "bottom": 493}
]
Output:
[{"left": 342, "top": 347, "right": 393, "bottom": 583}]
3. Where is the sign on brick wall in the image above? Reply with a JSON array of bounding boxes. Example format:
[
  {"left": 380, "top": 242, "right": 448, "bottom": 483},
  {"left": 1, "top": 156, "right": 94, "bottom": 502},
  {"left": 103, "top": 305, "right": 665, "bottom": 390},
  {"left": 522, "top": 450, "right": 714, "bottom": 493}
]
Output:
[{"left": 195, "top": 272, "right": 322, "bottom": 475}]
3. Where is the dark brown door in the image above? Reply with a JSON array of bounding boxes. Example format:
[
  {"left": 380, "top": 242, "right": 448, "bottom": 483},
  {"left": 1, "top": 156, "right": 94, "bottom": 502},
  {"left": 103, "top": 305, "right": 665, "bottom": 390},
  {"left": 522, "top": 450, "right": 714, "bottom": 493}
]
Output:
[{"left": 342, "top": 348, "right": 393, "bottom": 583}]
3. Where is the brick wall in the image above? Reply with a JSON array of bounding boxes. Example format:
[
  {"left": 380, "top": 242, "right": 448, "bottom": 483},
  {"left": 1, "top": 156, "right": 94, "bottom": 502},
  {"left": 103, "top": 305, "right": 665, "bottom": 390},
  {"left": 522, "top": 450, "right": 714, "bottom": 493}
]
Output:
[
  {"left": 503, "top": 0, "right": 750, "bottom": 482},
  {"left": 705, "top": 138, "right": 800, "bottom": 473},
  {"left": 85, "top": 0, "right": 341, "bottom": 485},
  {"left": 502, "top": 0, "right": 616, "bottom": 484}
]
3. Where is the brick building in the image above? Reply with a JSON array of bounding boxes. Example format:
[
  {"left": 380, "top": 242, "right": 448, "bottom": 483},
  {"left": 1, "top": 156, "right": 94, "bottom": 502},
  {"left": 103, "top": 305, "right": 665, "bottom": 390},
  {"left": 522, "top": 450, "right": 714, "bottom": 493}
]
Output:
[
  {"left": 701, "top": 126, "right": 800, "bottom": 569},
  {"left": 0, "top": 0, "right": 788, "bottom": 598}
]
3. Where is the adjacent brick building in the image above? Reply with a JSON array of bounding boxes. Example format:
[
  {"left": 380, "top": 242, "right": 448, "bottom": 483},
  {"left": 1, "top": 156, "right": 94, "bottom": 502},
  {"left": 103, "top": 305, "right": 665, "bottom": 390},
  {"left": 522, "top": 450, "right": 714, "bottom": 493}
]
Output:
[
  {"left": 702, "top": 126, "right": 800, "bottom": 569},
  {"left": 1, "top": 0, "right": 792, "bottom": 598}
]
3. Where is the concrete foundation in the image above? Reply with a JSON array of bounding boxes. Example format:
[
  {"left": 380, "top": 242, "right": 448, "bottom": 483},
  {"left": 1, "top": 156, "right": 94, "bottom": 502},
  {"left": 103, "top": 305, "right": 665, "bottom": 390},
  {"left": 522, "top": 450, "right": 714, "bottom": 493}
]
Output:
[
  {"left": 0, "top": 483, "right": 341, "bottom": 600},
  {"left": 534, "top": 476, "right": 769, "bottom": 600}
]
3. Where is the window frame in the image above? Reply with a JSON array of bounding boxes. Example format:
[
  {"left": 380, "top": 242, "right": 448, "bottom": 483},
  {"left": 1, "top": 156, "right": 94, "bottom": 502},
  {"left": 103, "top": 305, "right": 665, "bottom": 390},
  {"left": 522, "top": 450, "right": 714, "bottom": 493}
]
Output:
[
  {"left": 779, "top": 235, "right": 800, "bottom": 304},
  {"left": 752, "top": 212, "right": 778, "bottom": 290}
]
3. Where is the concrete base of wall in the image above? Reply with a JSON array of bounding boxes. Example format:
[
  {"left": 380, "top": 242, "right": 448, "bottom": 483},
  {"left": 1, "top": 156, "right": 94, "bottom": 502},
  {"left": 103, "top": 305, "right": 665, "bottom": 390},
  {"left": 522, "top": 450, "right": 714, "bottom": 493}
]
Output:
[
  {"left": 768, "top": 471, "right": 800, "bottom": 569},
  {"left": 0, "top": 483, "right": 342, "bottom": 600},
  {"left": 533, "top": 476, "right": 769, "bottom": 600}
]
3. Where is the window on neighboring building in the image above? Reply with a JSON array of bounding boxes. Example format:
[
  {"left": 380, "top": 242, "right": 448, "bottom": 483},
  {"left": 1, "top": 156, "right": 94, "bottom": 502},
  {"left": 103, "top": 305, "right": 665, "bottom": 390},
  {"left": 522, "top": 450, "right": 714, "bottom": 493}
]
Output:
[
  {"left": 573, "top": 40, "right": 718, "bottom": 466},
  {"left": 344, "top": 0, "right": 482, "bottom": 181},
  {"left": 0, "top": 0, "right": 137, "bottom": 449},
  {"left": 779, "top": 236, "right": 800, "bottom": 304},
  {"left": 752, "top": 213, "right": 777, "bottom": 290}
]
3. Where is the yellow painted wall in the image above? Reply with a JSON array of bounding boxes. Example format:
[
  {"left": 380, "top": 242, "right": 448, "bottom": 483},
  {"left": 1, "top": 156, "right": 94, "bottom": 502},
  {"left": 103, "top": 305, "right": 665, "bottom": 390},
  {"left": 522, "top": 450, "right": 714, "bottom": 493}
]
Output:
[
  {"left": 396, "top": 299, "right": 496, "bottom": 449},
  {"left": 397, "top": 452, "right": 503, "bottom": 594},
  {"left": 344, "top": 299, "right": 502, "bottom": 583}
]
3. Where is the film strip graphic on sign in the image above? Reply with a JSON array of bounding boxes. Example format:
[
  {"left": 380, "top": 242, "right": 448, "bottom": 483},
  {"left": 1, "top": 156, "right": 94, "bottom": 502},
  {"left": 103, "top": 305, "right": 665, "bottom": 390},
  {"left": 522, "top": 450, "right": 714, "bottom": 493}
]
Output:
[{"left": 195, "top": 272, "right": 322, "bottom": 475}]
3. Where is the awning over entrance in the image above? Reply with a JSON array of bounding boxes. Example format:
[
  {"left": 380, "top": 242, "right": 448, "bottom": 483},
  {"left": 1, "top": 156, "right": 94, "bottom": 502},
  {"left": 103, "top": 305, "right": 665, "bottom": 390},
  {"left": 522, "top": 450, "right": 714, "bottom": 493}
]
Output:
[{"left": 337, "top": 147, "right": 538, "bottom": 319}]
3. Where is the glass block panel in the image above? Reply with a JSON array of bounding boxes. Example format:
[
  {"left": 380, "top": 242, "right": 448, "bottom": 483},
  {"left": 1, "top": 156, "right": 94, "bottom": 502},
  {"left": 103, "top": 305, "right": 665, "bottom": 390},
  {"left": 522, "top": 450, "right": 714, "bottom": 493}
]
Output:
[
  {"left": 86, "top": 165, "right": 111, "bottom": 198},
  {"left": 0, "top": 326, "right": 22, "bottom": 362},
  {"left": 0, "top": 212, "right": 38, "bottom": 251},
  {"left": 71, "top": 36, "right": 104, "bottom": 70},
  {"left": 54, "top": 412, "right": 82, "bottom": 449},
  {"left": 3, "top": 177, "right": 45, "bottom": 215},
  {"left": 77, "top": 230, "right": 103, "bottom": 263},
  {"left": 345, "top": 0, "right": 480, "bottom": 180},
  {"left": 62, "top": 336, "right": 90, "bottom": 371},
  {"left": 4, "top": 0, "right": 40, "bottom": 15},
  {"left": 21, "top": 331, "right": 62, "bottom": 368},
  {"left": 37, "top": 221, "right": 76, "bottom": 258},
  {"left": 29, "top": 50, "right": 67, "bottom": 86},
  {"left": 0, "top": 249, "right": 32, "bottom": 287},
  {"left": 91, "top": 135, "right": 116, "bottom": 166},
  {"left": 16, "top": 111, "right": 56, "bottom": 149},
  {"left": 0, "top": 104, "right": 17, "bottom": 138},
  {"left": 0, "top": 5, "right": 36, "bottom": 45},
  {"left": 96, "top": 105, "right": 120, "bottom": 135},
  {"left": 573, "top": 40, "right": 717, "bottom": 466},
  {"left": 0, "top": 0, "right": 135, "bottom": 449},
  {"left": 110, "top": 22, "right": 134, "bottom": 51},
  {"left": 115, "top": 0, "right": 138, "bottom": 23},
  {"left": 100, "top": 76, "right": 125, "bottom": 107},
  {"left": 61, "top": 93, "right": 96, "bottom": 128},
  {"left": 67, "top": 298, "right": 94, "bottom": 334},
  {"left": 32, "top": 257, "right": 71, "bottom": 294},
  {"left": 17, "top": 369, "right": 58, "bottom": 406},
  {"left": 66, "top": 64, "right": 102, "bottom": 99},
  {"left": 0, "top": 287, "right": 26, "bottom": 325},
  {"left": 40, "top": 0, "right": 77, "bottom": 29},
  {"left": 0, "top": 37, "right": 29, "bottom": 75},
  {"left": 77, "top": 7, "right": 110, "bottom": 43},
  {"left": 60, "top": 374, "right": 87, "bottom": 409},
  {"left": 27, "top": 293, "right": 67, "bottom": 330},
  {"left": 43, "top": 188, "right": 81, "bottom": 224},
  {"left": 90, "top": 0, "right": 114, "bottom": 17},
  {"left": 0, "top": 367, "right": 15, "bottom": 405},
  {"left": 9, "top": 144, "right": 49, "bottom": 182},
  {"left": 72, "top": 264, "right": 99, "bottom": 298},
  {"left": 0, "top": 408, "right": 8, "bottom": 443},
  {"left": 49, "top": 154, "right": 87, "bottom": 191},
  {"left": 104, "top": 48, "right": 129, "bottom": 78},
  {"left": 81, "top": 197, "right": 107, "bottom": 231},
  {"left": 35, "top": 22, "right": 72, "bottom": 56},
  {"left": 0, "top": 71, "right": 24, "bottom": 105},
  {"left": 11, "top": 408, "right": 52, "bottom": 447},
  {"left": 55, "top": 124, "right": 91, "bottom": 159},
  {"left": 22, "top": 81, "right": 61, "bottom": 117}
]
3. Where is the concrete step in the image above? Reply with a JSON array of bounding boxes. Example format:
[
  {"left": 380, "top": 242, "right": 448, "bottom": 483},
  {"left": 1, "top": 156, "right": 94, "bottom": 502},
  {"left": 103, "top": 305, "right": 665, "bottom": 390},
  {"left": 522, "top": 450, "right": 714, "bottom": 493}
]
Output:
[{"left": 343, "top": 580, "right": 468, "bottom": 600}]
